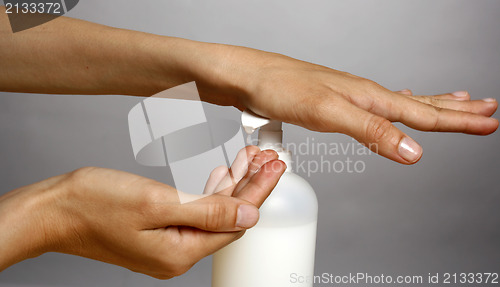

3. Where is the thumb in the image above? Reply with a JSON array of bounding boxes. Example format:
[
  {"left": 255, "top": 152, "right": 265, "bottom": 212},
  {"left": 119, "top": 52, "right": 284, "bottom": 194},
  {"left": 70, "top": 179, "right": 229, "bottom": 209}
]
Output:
[
  {"left": 157, "top": 155, "right": 285, "bottom": 232},
  {"left": 170, "top": 195, "right": 260, "bottom": 232}
]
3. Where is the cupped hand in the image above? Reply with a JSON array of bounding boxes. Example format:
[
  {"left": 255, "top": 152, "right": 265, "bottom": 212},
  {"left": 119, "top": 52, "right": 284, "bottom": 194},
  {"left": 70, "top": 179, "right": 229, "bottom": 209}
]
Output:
[
  {"left": 0, "top": 147, "right": 285, "bottom": 279},
  {"left": 197, "top": 46, "right": 498, "bottom": 164}
]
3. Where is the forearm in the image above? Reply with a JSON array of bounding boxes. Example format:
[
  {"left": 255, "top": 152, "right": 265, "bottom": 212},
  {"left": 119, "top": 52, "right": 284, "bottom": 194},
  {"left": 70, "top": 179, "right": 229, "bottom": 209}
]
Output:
[
  {"left": 0, "top": 189, "right": 39, "bottom": 270},
  {"left": 0, "top": 6, "right": 229, "bottom": 97}
]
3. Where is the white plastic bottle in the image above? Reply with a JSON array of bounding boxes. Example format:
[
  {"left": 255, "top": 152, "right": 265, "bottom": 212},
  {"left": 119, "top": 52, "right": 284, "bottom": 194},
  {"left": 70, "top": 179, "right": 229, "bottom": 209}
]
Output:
[{"left": 212, "top": 111, "right": 318, "bottom": 287}]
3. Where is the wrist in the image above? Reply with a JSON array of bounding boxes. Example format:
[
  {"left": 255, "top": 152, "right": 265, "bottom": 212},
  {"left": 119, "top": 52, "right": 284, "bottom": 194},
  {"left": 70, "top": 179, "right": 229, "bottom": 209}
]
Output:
[
  {"left": 152, "top": 37, "right": 264, "bottom": 108},
  {"left": 180, "top": 43, "right": 288, "bottom": 110},
  {"left": 103, "top": 29, "right": 263, "bottom": 104},
  {"left": 0, "top": 175, "right": 68, "bottom": 270}
]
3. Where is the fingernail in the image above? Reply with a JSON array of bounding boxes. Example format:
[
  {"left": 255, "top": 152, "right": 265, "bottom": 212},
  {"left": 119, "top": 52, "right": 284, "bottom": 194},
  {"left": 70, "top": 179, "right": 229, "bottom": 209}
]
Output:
[
  {"left": 398, "top": 137, "right": 422, "bottom": 163},
  {"left": 452, "top": 91, "right": 469, "bottom": 98},
  {"left": 236, "top": 205, "right": 259, "bottom": 228},
  {"left": 482, "top": 98, "right": 497, "bottom": 103}
]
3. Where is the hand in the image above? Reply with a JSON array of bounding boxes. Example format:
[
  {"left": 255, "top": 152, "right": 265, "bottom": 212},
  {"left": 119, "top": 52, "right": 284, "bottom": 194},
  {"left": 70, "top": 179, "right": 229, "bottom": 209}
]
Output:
[
  {"left": 0, "top": 147, "right": 286, "bottom": 279},
  {"left": 1, "top": 13, "right": 496, "bottom": 165},
  {"left": 195, "top": 45, "right": 498, "bottom": 164}
]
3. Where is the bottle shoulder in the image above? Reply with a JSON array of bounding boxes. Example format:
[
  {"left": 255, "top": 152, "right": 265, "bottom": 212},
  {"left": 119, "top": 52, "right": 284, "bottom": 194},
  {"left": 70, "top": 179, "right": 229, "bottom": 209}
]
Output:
[
  {"left": 278, "top": 172, "right": 315, "bottom": 192},
  {"left": 257, "top": 171, "right": 318, "bottom": 228}
]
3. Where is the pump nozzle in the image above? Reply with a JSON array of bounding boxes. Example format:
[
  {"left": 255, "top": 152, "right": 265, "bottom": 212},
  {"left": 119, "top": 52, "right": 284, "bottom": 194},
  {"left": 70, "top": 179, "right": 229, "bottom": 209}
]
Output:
[
  {"left": 241, "top": 110, "right": 271, "bottom": 134},
  {"left": 241, "top": 110, "right": 291, "bottom": 171},
  {"left": 241, "top": 110, "right": 283, "bottom": 148}
]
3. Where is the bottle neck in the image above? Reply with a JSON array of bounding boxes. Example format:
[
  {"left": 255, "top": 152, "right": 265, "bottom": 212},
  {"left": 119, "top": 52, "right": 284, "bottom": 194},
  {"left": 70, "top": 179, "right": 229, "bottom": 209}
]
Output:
[{"left": 258, "top": 130, "right": 282, "bottom": 147}]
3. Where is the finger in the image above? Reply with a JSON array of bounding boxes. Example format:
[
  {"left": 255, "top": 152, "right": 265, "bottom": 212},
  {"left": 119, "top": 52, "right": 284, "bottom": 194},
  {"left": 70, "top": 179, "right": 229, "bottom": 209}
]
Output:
[
  {"left": 213, "top": 146, "right": 260, "bottom": 196},
  {"left": 366, "top": 89, "right": 499, "bottom": 135},
  {"left": 169, "top": 156, "right": 285, "bottom": 231},
  {"left": 333, "top": 102, "right": 423, "bottom": 164},
  {"left": 397, "top": 89, "right": 472, "bottom": 101},
  {"left": 232, "top": 149, "right": 280, "bottom": 195},
  {"left": 178, "top": 156, "right": 286, "bottom": 232},
  {"left": 165, "top": 159, "right": 286, "bottom": 265},
  {"left": 448, "top": 91, "right": 471, "bottom": 101},
  {"left": 406, "top": 95, "right": 497, "bottom": 117},
  {"left": 157, "top": 149, "right": 272, "bottom": 232},
  {"left": 431, "top": 91, "right": 471, "bottom": 101},
  {"left": 203, "top": 166, "right": 229, "bottom": 195},
  {"left": 230, "top": 145, "right": 261, "bottom": 182},
  {"left": 170, "top": 194, "right": 260, "bottom": 232},
  {"left": 386, "top": 93, "right": 499, "bottom": 135},
  {"left": 174, "top": 159, "right": 286, "bottom": 259},
  {"left": 235, "top": 159, "right": 286, "bottom": 207},
  {"left": 407, "top": 91, "right": 498, "bottom": 117},
  {"left": 398, "top": 90, "right": 473, "bottom": 102},
  {"left": 396, "top": 89, "right": 413, "bottom": 96},
  {"left": 410, "top": 91, "right": 471, "bottom": 101}
]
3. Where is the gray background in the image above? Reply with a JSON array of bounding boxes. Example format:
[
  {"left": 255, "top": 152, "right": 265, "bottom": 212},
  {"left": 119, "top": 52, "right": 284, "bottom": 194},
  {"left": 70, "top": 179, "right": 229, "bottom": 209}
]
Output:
[{"left": 1, "top": 0, "right": 499, "bottom": 286}]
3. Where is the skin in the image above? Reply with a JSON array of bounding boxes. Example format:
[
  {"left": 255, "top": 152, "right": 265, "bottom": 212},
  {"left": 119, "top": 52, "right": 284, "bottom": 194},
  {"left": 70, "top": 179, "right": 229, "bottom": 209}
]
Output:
[
  {"left": 0, "top": 147, "right": 286, "bottom": 279},
  {"left": 0, "top": 7, "right": 498, "bottom": 278}
]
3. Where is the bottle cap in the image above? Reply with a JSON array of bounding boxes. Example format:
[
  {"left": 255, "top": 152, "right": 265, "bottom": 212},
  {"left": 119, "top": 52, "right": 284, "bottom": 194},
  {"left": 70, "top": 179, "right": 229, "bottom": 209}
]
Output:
[{"left": 241, "top": 110, "right": 292, "bottom": 171}]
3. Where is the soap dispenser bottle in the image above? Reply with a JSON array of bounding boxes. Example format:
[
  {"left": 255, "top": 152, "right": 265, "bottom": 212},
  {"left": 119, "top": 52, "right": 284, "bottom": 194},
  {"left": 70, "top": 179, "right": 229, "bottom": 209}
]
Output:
[{"left": 212, "top": 110, "right": 318, "bottom": 287}]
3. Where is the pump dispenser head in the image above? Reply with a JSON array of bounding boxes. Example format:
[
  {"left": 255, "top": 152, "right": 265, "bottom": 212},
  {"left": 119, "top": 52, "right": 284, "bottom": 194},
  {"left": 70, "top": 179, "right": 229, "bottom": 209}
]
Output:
[{"left": 241, "top": 110, "right": 292, "bottom": 171}]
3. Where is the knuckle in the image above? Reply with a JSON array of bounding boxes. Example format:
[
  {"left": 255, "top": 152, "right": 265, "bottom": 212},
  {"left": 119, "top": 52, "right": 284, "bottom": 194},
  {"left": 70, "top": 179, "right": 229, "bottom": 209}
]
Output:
[
  {"left": 66, "top": 166, "right": 101, "bottom": 193},
  {"left": 359, "top": 78, "right": 383, "bottom": 92},
  {"left": 314, "top": 95, "right": 333, "bottom": 113},
  {"left": 210, "top": 166, "right": 229, "bottom": 179},
  {"left": 424, "top": 96, "right": 439, "bottom": 107},
  {"left": 169, "top": 264, "right": 192, "bottom": 278},
  {"left": 205, "top": 200, "right": 228, "bottom": 231},
  {"left": 149, "top": 249, "right": 195, "bottom": 279},
  {"left": 365, "top": 116, "right": 393, "bottom": 144},
  {"left": 428, "top": 105, "right": 444, "bottom": 131},
  {"left": 68, "top": 166, "right": 99, "bottom": 182},
  {"left": 143, "top": 185, "right": 163, "bottom": 203},
  {"left": 154, "top": 261, "right": 192, "bottom": 279},
  {"left": 400, "top": 89, "right": 413, "bottom": 96},
  {"left": 309, "top": 94, "right": 339, "bottom": 131},
  {"left": 244, "top": 145, "right": 260, "bottom": 155},
  {"left": 168, "top": 256, "right": 193, "bottom": 277},
  {"left": 141, "top": 184, "right": 170, "bottom": 210},
  {"left": 431, "top": 103, "right": 444, "bottom": 113},
  {"left": 152, "top": 274, "right": 173, "bottom": 280}
]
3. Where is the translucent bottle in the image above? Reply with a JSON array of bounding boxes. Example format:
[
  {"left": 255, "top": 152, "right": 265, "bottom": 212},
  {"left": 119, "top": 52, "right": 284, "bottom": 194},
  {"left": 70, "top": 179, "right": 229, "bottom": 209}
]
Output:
[{"left": 212, "top": 111, "right": 318, "bottom": 287}]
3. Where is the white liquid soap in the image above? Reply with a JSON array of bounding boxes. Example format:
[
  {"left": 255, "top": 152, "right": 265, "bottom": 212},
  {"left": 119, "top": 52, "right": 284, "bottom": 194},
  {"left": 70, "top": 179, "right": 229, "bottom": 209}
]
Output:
[{"left": 212, "top": 110, "right": 318, "bottom": 287}]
